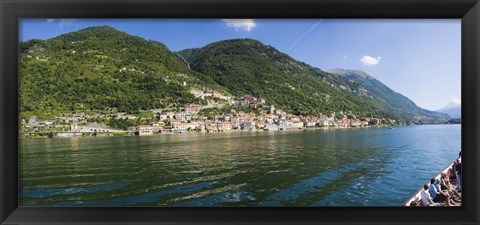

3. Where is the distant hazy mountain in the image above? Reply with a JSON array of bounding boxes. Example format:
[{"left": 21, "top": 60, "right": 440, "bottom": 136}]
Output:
[{"left": 437, "top": 101, "right": 461, "bottom": 118}]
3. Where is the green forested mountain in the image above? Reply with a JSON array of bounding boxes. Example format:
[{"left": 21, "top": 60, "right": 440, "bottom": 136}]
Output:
[
  {"left": 177, "top": 39, "right": 372, "bottom": 116},
  {"left": 19, "top": 26, "right": 223, "bottom": 119},
  {"left": 327, "top": 69, "right": 448, "bottom": 120},
  {"left": 177, "top": 39, "right": 446, "bottom": 121},
  {"left": 19, "top": 26, "right": 446, "bottom": 123}
]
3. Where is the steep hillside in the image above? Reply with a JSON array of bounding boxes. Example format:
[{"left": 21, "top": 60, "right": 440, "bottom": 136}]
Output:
[
  {"left": 19, "top": 26, "right": 223, "bottom": 119},
  {"left": 178, "top": 39, "right": 377, "bottom": 116},
  {"left": 19, "top": 26, "right": 448, "bottom": 123},
  {"left": 178, "top": 39, "right": 446, "bottom": 122},
  {"left": 327, "top": 69, "right": 448, "bottom": 120}
]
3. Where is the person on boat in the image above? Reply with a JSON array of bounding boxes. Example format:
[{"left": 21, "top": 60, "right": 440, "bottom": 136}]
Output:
[
  {"left": 435, "top": 178, "right": 461, "bottom": 204},
  {"left": 455, "top": 159, "right": 462, "bottom": 190},
  {"left": 440, "top": 173, "right": 461, "bottom": 199},
  {"left": 429, "top": 178, "right": 452, "bottom": 206},
  {"left": 421, "top": 184, "right": 440, "bottom": 206}
]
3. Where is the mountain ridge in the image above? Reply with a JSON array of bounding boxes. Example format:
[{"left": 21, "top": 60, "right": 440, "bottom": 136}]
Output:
[
  {"left": 20, "top": 26, "right": 447, "bottom": 124},
  {"left": 326, "top": 68, "right": 447, "bottom": 120},
  {"left": 19, "top": 26, "right": 224, "bottom": 119},
  {"left": 178, "top": 38, "right": 447, "bottom": 122},
  {"left": 178, "top": 38, "right": 372, "bottom": 116}
]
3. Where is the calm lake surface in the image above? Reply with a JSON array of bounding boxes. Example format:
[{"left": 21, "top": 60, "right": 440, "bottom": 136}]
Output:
[{"left": 19, "top": 125, "right": 460, "bottom": 206}]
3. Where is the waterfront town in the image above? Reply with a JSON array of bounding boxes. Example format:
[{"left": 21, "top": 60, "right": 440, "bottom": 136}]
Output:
[{"left": 20, "top": 89, "right": 396, "bottom": 138}]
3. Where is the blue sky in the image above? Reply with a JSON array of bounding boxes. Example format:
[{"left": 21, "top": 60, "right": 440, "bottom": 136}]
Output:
[{"left": 19, "top": 19, "right": 461, "bottom": 111}]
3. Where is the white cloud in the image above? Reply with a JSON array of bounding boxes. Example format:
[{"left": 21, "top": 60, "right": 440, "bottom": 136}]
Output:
[
  {"left": 222, "top": 19, "right": 256, "bottom": 32},
  {"left": 360, "top": 55, "right": 381, "bottom": 66},
  {"left": 45, "top": 19, "right": 76, "bottom": 23},
  {"left": 343, "top": 55, "right": 348, "bottom": 59},
  {"left": 45, "top": 19, "right": 77, "bottom": 29}
]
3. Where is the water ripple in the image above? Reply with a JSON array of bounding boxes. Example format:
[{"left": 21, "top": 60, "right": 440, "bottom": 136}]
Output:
[{"left": 19, "top": 125, "right": 461, "bottom": 206}]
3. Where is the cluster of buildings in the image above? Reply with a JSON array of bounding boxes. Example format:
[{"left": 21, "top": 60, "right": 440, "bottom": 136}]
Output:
[
  {"left": 21, "top": 113, "right": 131, "bottom": 137},
  {"left": 136, "top": 95, "right": 388, "bottom": 135},
  {"left": 20, "top": 91, "right": 392, "bottom": 137}
]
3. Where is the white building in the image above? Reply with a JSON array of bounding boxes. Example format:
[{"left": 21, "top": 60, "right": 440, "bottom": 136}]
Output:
[{"left": 137, "top": 125, "right": 154, "bottom": 135}]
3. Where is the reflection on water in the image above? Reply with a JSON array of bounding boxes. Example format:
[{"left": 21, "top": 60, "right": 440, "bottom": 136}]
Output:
[
  {"left": 70, "top": 136, "right": 79, "bottom": 151},
  {"left": 19, "top": 125, "right": 460, "bottom": 206}
]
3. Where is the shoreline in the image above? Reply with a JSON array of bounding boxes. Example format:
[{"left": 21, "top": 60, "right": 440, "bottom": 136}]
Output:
[{"left": 19, "top": 124, "right": 460, "bottom": 139}]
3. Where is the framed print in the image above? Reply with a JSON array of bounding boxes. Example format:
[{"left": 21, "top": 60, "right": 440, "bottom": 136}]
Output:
[{"left": 1, "top": 0, "right": 479, "bottom": 224}]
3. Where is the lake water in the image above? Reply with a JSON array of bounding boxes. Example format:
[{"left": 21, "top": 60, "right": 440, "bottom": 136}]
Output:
[{"left": 19, "top": 125, "right": 461, "bottom": 206}]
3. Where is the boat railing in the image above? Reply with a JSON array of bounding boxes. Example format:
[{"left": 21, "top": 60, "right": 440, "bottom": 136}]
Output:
[{"left": 402, "top": 157, "right": 460, "bottom": 206}]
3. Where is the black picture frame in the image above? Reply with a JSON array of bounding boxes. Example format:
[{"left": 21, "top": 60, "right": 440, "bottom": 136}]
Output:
[{"left": 1, "top": 0, "right": 479, "bottom": 224}]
